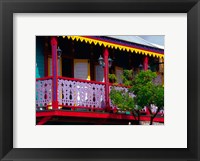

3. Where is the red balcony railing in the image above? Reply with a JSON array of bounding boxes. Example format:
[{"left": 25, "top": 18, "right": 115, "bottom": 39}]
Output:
[
  {"left": 57, "top": 77, "right": 106, "bottom": 110},
  {"left": 36, "top": 76, "right": 53, "bottom": 109},
  {"left": 36, "top": 76, "right": 164, "bottom": 115}
]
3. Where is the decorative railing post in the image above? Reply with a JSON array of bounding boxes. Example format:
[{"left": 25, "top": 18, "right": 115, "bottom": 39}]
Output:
[
  {"left": 103, "top": 48, "right": 110, "bottom": 111},
  {"left": 51, "top": 37, "right": 58, "bottom": 109},
  {"left": 143, "top": 56, "right": 149, "bottom": 71}
]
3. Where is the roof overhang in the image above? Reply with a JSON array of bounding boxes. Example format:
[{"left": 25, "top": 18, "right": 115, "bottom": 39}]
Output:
[{"left": 66, "top": 36, "right": 164, "bottom": 59}]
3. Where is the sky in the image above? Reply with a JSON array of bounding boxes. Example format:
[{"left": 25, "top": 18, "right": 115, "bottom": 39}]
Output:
[
  {"left": 107, "top": 35, "right": 164, "bottom": 49},
  {"left": 139, "top": 36, "right": 164, "bottom": 46}
]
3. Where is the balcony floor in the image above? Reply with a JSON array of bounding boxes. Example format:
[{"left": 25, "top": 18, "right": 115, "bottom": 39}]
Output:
[{"left": 36, "top": 109, "right": 164, "bottom": 125}]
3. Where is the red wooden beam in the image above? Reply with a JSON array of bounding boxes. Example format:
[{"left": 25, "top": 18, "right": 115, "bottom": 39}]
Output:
[
  {"left": 143, "top": 56, "right": 149, "bottom": 71},
  {"left": 36, "top": 110, "right": 164, "bottom": 123},
  {"left": 37, "top": 116, "right": 52, "bottom": 125},
  {"left": 51, "top": 37, "right": 58, "bottom": 109},
  {"left": 57, "top": 76, "right": 106, "bottom": 85},
  {"left": 36, "top": 76, "right": 53, "bottom": 81},
  {"left": 58, "top": 105, "right": 105, "bottom": 110},
  {"left": 40, "top": 117, "right": 131, "bottom": 125},
  {"left": 36, "top": 111, "right": 55, "bottom": 117},
  {"left": 103, "top": 48, "right": 110, "bottom": 111}
]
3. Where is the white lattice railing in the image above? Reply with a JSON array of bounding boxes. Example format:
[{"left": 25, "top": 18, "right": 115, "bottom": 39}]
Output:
[
  {"left": 36, "top": 77, "right": 52, "bottom": 108},
  {"left": 36, "top": 77, "right": 164, "bottom": 115},
  {"left": 58, "top": 77, "right": 106, "bottom": 109}
]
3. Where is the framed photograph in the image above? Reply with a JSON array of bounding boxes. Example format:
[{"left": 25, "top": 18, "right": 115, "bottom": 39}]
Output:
[
  {"left": 0, "top": 0, "right": 199, "bottom": 161},
  {"left": 36, "top": 35, "right": 165, "bottom": 126}
]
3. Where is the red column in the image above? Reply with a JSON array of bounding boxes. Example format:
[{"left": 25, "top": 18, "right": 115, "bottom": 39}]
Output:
[
  {"left": 51, "top": 37, "right": 58, "bottom": 109},
  {"left": 104, "top": 48, "right": 110, "bottom": 112},
  {"left": 143, "top": 56, "right": 149, "bottom": 71}
]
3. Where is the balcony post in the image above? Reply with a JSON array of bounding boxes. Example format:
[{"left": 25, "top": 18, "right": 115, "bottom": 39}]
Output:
[
  {"left": 51, "top": 36, "right": 58, "bottom": 109},
  {"left": 103, "top": 48, "right": 110, "bottom": 111},
  {"left": 143, "top": 56, "right": 149, "bottom": 71}
]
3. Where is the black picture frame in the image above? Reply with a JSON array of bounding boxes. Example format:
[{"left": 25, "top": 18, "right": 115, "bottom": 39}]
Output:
[{"left": 0, "top": 0, "right": 199, "bottom": 161}]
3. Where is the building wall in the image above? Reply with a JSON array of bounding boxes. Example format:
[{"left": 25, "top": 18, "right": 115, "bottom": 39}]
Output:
[{"left": 36, "top": 37, "right": 45, "bottom": 78}]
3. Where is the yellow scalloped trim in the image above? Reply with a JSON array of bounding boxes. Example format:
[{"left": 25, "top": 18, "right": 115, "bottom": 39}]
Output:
[{"left": 67, "top": 36, "right": 164, "bottom": 59}]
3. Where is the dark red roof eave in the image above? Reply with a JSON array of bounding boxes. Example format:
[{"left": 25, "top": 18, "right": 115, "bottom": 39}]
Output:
[{"left": 83, "top": 36, "right": 164, "bottom": 55}]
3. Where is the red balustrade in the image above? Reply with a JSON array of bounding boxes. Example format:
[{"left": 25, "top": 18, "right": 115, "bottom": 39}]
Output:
[
  {"left": 36, "top": 77, "right": 164, "bottom": 115},
  {"left": 36, "top": 77, "right": 53, "bottom": 109},
  {"left": 57, "top": 77, "right": 106, "bottom": 110}
]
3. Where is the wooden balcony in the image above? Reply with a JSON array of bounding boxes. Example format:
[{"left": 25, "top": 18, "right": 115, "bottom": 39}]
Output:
[
  {"left": 36, "top": 76, "right": 164, "bottom": 125},
  {"left": 36, "top": 76, "right": 130, "bottom": 110}
]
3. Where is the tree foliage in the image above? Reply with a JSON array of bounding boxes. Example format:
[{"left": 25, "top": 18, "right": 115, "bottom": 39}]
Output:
[
  {"left": 109, "top": 69, "right": 164, "bottom": 125},
  {"left": 110, "top": 88, "right": 135, "bottom": 111},
  {"left": 152, "top": 85, "right": 164, "bottom": 109},
  {"left": 130, "top": 70, "right": 164, "bottom": 110},
  {"left": 108, "top": 74, "right": 117, "bottom": 83},
  {"left": 121, "top": 70, "right": 134, "bottom": 86}
]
